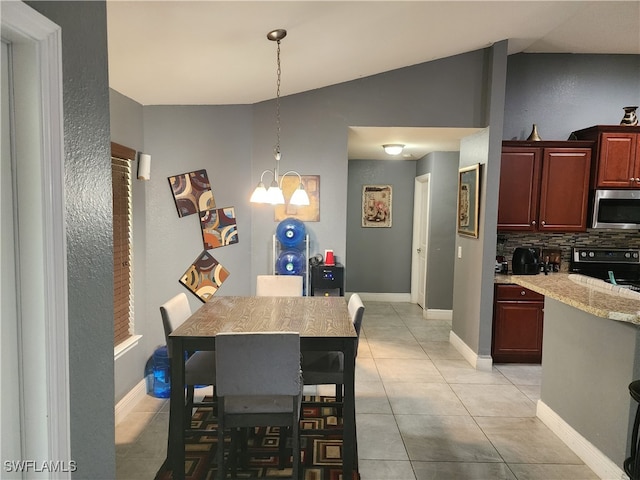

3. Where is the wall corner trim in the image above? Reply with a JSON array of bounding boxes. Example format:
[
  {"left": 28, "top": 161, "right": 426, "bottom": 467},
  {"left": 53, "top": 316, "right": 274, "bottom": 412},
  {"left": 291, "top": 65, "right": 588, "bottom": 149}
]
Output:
[
  {"left": 537, "top": 400, "right": 625, "bottom": 480},
  {"left": 115, "top": 378, "right": 147, "bottom": 426},
  {"left": 449, "top": 330, "right": 493, "bottom": 372}
]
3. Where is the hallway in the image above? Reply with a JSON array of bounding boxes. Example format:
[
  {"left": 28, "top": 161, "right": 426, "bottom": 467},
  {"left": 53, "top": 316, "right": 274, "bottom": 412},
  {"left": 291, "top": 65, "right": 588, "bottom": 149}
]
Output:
[
  {"left": 352, "top": 301, "right": 597, "bottom": 479},
  {"left": 116, "top": 301, "right": 600, "bottom": 479}
]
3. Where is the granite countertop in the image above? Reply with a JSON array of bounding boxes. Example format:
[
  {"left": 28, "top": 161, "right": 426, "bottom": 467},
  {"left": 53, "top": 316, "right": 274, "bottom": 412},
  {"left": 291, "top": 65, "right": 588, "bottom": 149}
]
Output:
[{"left": 494, "top": 273, "right": 640, "bottom": 324}]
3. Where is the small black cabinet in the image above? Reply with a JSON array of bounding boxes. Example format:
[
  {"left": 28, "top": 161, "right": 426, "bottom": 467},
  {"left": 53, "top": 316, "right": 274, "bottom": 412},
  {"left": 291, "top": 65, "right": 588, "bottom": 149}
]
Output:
[{"left": 310, "top": 264, "right": 344, "bottom": 297}]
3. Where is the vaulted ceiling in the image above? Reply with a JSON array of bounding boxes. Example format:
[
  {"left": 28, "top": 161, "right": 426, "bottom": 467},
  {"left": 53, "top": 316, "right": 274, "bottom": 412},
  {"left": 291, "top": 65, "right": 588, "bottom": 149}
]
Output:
[{"left": 106, "top": 1, "right": 640, "bottom": 158}]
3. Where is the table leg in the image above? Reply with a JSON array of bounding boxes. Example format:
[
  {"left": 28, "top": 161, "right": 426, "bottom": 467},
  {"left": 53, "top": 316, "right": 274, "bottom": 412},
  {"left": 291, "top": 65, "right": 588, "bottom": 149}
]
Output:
[
  {"left": 168, "top": 337, "right": 186, "bottom": 480},
  {"left": 342, "top": 339, "right": 357, "bottom": 479}
]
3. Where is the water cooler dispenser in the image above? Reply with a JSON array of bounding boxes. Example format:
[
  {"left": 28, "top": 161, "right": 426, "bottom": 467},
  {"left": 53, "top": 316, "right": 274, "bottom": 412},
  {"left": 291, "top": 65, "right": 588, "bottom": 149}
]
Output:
[{"left": 310, "top": 264, "right": 344, "bottom": 296}]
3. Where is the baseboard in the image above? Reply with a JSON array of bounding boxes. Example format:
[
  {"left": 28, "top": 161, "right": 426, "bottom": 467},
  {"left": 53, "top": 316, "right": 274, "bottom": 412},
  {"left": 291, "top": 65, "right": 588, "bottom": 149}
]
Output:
[
  {"left": 115, "top": 378, "right": 147, "bottom": 425},
  {"left": 536, "top": 400, "right": 628, "bottom": 480},
  {"left": 351, "top": 292, "right": 412, "bottom": 302},
  {"left": 424, "top": 309, "right": 452, "bottom": 320},
  {"left": 449, "top": 330, "right": 493, "bottom": 372}
]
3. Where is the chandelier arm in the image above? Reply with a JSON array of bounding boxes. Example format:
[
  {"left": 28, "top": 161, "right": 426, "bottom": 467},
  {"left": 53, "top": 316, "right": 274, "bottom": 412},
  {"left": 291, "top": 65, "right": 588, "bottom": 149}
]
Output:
[
  {"left": 279, "top": 170, "right": 302, "bottom": 189},
  {"left": 259, "top": 169, "right": 274, "bottom": 183}
]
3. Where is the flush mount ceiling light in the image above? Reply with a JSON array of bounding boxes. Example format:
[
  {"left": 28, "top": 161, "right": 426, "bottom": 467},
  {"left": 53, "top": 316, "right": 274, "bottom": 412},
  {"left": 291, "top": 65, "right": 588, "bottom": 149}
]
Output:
[
  {"left": 382, "top": 144, "right": 405, "bottom": 156},
  {"left": 250, "top": 29, "right": 309, "bottom": 206}
]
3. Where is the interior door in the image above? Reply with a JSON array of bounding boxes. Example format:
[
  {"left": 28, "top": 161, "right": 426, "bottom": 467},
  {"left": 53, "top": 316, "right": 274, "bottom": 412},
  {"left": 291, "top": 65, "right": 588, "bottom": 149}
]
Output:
[{"left": 411, "top": 174, "right": 430, "bottom": 309}]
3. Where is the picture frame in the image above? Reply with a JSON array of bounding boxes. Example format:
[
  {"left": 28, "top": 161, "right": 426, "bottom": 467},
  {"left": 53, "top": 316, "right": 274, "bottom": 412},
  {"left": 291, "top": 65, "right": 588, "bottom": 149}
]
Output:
[
  {"left": 274, "top": 175, "right": 320, "bottom": 222},
  {"left": 362, "top": 185, "right": 392, "bottom": 228},
  {"left": 457, "top": 164, "right": 481, "bottom": 238}
]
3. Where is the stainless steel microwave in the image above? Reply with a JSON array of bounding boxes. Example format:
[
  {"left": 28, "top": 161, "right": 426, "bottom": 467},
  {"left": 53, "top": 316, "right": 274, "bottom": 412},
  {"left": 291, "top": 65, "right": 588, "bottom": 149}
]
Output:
[{"left": 591, "top": 189, "right": 640, "bottom": 229}]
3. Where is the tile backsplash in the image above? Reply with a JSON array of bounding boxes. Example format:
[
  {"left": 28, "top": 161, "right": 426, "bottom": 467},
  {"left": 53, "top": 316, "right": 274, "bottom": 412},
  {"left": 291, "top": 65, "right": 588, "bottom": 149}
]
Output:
[{"left": 497, "top": 231, "right": 640, "bottom": 272}]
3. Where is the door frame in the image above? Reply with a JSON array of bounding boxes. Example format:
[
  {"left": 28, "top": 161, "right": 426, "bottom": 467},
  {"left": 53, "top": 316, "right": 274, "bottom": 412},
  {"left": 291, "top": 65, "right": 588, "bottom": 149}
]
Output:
[
  {"left": 410, "top": 173, "right": 431, "bottom": 305},
  {"left": 1, "top": 1, "right": 70, "bottom": 469}
]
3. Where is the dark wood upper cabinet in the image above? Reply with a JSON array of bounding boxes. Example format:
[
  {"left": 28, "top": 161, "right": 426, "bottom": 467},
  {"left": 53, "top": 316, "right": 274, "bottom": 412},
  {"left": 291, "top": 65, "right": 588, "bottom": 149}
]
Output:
[
  {"left": 497, "top": 147, "right": 541, "bottom": 231},
  {"left": 572, "top": 125, "right": 640, "bottom": 189},
  {"left": 498, "top": 141, "right": 593, "bottom": 232}
]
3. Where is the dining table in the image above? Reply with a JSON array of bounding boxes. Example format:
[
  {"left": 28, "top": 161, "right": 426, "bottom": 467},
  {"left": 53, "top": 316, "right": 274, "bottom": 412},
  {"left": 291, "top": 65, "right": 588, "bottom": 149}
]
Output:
[{"left": 166, "top": 295, "right": 358, "bottom": 480}]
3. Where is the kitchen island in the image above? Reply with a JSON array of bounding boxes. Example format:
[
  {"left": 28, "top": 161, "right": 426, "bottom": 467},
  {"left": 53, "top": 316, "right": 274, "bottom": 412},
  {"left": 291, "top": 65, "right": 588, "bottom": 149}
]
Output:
[{"left": 500, "top": 272, "right": 640, "bottom": 479}]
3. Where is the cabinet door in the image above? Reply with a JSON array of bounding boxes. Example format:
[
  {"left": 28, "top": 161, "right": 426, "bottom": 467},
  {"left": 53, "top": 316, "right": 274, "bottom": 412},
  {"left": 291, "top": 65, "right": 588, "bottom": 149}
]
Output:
[
  {"left": 497, "top": 147, "right": 541, "bottom": 231},
  {"left": 634, "top": 139, "right": 640, "bottom": 186},
  {"left": 538, "top": 148, "right": 591, "bottom": 232},
  {"left": 492, "top": 299, "right": 543, "bottom": 364},
  {"left": 596, "top": 133, "right": 637, "bottom": 188}
]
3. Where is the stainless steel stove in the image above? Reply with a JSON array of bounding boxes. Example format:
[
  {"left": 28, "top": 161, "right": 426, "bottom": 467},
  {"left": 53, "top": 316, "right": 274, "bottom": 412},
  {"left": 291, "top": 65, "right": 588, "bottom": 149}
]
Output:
[{"left": 570, "top": 247, "right": 640, "bottom": 292}]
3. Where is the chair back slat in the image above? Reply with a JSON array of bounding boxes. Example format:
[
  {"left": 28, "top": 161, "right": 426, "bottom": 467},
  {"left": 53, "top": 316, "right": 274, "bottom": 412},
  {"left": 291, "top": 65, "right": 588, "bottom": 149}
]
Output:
[
  {"left": 160, "top": 292, "right": 192, "bottom": 357},
  {"left": 256, "top": 275, "right": 303, "bottom": 297},
  {"left": 348, "top": 293, "right": 365, "bottom": 354},
  {"left": 216, "top": 332, "right": 301, "bottom": 397}
]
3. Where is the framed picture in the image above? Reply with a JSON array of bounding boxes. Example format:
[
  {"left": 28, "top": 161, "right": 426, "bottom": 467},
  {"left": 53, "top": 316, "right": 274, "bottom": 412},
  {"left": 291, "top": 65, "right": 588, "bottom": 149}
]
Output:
[
  {"left": 457, "top": 164, "right": 481, "bottom": 238},
  {"left": 362, "top": 185, "right": 392, "bottom": 227},
  {"left": 274, "top": 175, "right": 320, "bottom": 222}
]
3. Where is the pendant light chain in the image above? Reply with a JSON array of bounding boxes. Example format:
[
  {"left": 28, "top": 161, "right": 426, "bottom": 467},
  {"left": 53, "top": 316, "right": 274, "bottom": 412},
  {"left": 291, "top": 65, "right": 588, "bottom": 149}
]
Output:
[
  {"left": 274, "top": 38, "right": 282, "bottom": 162},
  {"left": 250, "top": 28, "right": 308, "bottom": 206}
]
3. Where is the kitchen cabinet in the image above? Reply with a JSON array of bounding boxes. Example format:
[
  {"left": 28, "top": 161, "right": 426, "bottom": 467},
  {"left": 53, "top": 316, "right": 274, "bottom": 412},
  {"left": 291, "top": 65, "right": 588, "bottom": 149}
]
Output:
[
  {"left": 497, "top": 141, "right": 593, "bottom": 232},
  {"left": 492, "top": 284, "right": 543, "bottom": 364},
  {"left": 572, "top": 125, "right": 640, "bottom": 188}
]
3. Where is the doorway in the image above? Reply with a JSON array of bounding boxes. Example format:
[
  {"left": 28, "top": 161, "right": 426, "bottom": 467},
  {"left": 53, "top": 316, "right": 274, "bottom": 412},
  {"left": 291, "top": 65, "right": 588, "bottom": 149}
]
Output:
[
  {"left": 1, "top": 2, "right": 70, "bottom": 472},
  {"left": 411, "top": 174, "right": 430, "bottom": 308}
]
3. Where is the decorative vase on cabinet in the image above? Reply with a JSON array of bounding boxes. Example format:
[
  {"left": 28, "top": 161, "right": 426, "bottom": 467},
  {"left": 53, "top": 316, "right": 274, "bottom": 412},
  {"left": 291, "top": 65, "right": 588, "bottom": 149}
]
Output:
[{"left": 621, "top": 106, "right": 639, "bottom": 126}]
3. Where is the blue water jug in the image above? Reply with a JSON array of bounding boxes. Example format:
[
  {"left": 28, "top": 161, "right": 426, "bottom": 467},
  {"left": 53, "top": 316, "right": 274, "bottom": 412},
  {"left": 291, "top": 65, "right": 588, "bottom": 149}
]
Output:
[{"left": 152, "top": 346, "right": 171, "bottom": 398}]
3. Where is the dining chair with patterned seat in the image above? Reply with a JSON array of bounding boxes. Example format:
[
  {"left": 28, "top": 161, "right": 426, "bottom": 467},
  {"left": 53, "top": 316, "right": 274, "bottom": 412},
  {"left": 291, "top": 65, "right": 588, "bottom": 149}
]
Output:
[{"left": 215, "top": 331, "right": 303, "bottom": 480}]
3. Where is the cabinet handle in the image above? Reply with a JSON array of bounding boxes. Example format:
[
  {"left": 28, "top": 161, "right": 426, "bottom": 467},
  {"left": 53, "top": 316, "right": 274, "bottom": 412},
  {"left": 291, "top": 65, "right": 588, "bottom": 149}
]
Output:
[
  {"left": 636, "top": 178, "right": 640, "bottom": 182},
  {"left": 541, "top": 221, "right": 546, "bottom": 226},
  {"left": 521, "top": 290, "right": 526, "bottom": 296},
  {"left": 531, "top": 220, "right": 536, "bottom": 225}
]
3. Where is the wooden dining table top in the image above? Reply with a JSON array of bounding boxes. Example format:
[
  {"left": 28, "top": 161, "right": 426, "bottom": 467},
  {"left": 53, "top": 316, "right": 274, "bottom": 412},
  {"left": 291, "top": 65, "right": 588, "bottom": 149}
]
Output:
[{"left": 170, "top": 295, "right": 357, "bottom": 339}]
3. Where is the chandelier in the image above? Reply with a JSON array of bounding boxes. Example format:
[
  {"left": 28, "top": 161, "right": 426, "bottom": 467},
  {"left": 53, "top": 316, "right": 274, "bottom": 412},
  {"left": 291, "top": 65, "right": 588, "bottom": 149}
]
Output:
[{"left": 250, "top": 29, "right": 310, "bottom": 206}]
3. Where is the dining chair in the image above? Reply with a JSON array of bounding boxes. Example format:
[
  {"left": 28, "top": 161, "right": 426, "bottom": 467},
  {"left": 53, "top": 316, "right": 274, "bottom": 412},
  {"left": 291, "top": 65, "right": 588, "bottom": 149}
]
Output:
[
  {"left": 215, "top": 331, "right": 302, "bottom": 480},
  {"left": 256, "top": 274, "right": 303, "bottom": 297},
  {"left": 160, "top": 292, "right": 217, "bottom": 430},
  {"left": 301, "top": 293, "right": 365, "bottom": 402}
]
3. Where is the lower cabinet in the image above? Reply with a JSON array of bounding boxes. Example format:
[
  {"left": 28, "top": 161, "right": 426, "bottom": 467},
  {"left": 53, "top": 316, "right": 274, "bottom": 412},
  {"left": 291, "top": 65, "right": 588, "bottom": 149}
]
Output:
[{"left": 492, "top": 284, "right": 544, "bottom": 364}]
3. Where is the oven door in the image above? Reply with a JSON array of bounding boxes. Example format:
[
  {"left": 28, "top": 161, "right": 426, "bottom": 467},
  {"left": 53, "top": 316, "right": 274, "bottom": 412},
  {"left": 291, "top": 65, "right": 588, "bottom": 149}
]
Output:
[{"left": 592, "top": 189, "right": 640, "bottom": 229}]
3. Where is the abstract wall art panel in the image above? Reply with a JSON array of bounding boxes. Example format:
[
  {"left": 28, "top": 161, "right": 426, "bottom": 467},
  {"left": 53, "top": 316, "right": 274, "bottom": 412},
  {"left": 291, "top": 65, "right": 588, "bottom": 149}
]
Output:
[
  {"left": 168, "top": 169, "right": 216, "bottom": 217},
  {"left": 179, "top": 250, "right": 230, "bottom": 302},
  {"left": 200, "top": 207, "right": 238, "bottom": 250}
]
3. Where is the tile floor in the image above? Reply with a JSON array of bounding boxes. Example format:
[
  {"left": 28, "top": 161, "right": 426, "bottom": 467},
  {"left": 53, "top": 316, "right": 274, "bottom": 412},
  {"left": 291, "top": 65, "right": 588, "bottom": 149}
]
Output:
[{"left": 115, "top": 301, "right": 600, "bottom": 480}]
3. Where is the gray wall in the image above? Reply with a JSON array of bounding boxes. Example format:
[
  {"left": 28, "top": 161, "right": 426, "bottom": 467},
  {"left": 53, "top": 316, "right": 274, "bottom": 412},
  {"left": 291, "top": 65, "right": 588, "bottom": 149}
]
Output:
[
  {"left": 451, "top": 41, "right": 508, "bottom": 360},
  {"left": 109, "top": 90, "right": 151, "bottom": 402},
  {"left": 26, "top": 2, "right": 115, "bottom": 478},
  {"left": 541, "top": 298, "right": 640, "bottom": 466},
  {"left": 142, "top": 105, "right": 254, "bottom": 354},
  {"left": 504, "top": 53, "right": 640, "bottom": 141},
  {"left": 416, "top": 152, "right": 459, "bottom": 310},
  {"left": 346, "top": 160, "right": 417, "bottom": 293},
  {"left": 250, "top": 49, "right": 491, "bottom": 285}
]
